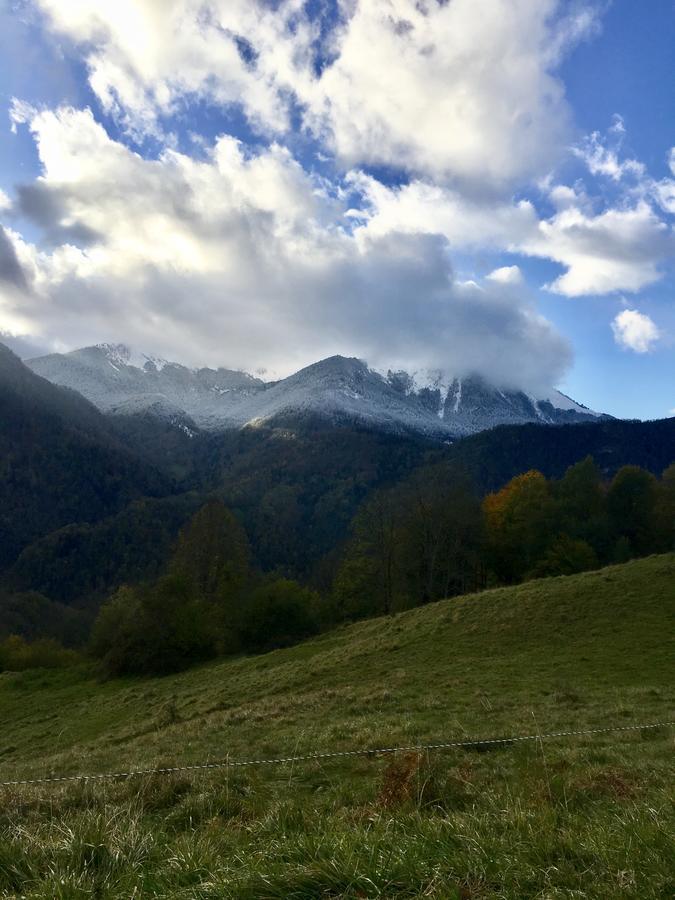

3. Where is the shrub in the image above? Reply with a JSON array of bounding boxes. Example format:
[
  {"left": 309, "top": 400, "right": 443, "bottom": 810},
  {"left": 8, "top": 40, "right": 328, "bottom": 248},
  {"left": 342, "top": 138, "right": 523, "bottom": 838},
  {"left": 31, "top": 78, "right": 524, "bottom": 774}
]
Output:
[
  {"left": 90, "top": 577, "right": 216, "bottom": 676},
  {"left": 528, "top": 535, "right": 598, "bottom": 579},
  {"left": 240, "top": 579, "right": 320, "bottom": 652},
  {"left": 0, "top": 634, "right": 80, "bottom": 671}
]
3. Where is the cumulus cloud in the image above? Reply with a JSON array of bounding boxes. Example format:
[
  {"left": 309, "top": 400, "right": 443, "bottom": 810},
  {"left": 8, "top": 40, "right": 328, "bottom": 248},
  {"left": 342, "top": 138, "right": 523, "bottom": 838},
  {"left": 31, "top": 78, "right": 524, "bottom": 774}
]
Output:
[
  {"left": 32, "top": 0, "right": 308, "bottom": 140},
  {"left": 6, "top": 2, "right": 673, "bottom": 392},
  {"left": 526, "top": 202, "right": 675, "bottom": 296},
  {"left": 348, "top": 173, "right": 538, "bottom": 248},
  {"left": 304, "top": 0, "right": 598, "bottom": 188},
  {"left": 347, "top": 172, "right": 675, "bottom": 297},
  {"left": 611, "top": 309, "right": 661, "bottom": 353},
  {"left": 31, "top": 0, "right": 599, "bottom": 188},
  {"left": 2, "top": 104, "right": 571, "bottom": 391},
  {"left": 487, "top": 266, "right": 524, "bottom": 285},
  {"left": 651, "top": 147, "right": 675, "bottom": 215}
]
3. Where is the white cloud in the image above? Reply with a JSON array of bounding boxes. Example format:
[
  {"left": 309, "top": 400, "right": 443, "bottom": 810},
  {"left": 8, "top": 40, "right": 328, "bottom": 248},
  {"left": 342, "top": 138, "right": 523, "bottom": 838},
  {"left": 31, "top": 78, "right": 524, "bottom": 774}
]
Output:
[
  {"left": 347, "top": 173, "right": 675, "bottom": 298},
  {"left": 652, "top": 179, "right": 675, "bottom": 216},
  {"left": 302, "top": 0, "right": 591, "bottom": 187},
  {"left": 526, "top": 202, "right": 675, "bottom": 296},
  {"left": 347, "top": 173, "right": 538, "bottom": 250},
  {"left": 2, "top": 104, "right": 571, "bottom": 391},
  {"left": 9, "top": 98, "right": 37, "bottom": 133},
  {"left": 31, "top": 0, "right": 599, "bottom": 188},
  {"left": 574, "top": 125, "right": 675, "bottom": 220},
  {"left": 486, "top": 266, "right": 524, "bottom": 285},
  {"left": 0, "top": 190, "right": 11, "bottom": 213},
  {"left": 611, "top": 309, "right": 661, "bottom": 353},
  {"left": 32, "top": 0, "right": 308, "bottom": 140},
  {"left": 6, "top": 4, "right": 673, "bottom": 387},
  {"left": 573, "top": 126, "right": 645, "bottom": 182}
]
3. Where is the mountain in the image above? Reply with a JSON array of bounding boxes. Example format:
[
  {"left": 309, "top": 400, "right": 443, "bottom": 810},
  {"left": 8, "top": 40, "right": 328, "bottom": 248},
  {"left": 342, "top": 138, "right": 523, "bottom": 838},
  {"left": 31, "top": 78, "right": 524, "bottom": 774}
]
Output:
[
  {"left": 27, "top": 345, "right": 606, "bottom": 438},
  {"left": 27, "top": 344, "right": 262, "bottom": 432},
  {"left": 0, "top": 343, "right": 168, "bottom": 569}
]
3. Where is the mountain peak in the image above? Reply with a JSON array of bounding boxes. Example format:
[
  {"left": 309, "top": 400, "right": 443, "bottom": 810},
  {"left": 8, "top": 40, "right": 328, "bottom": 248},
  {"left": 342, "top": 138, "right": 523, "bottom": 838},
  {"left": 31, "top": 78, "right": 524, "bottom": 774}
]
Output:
[
  {"left": 93, "top": 343, "right": 172, "bottom": 372},
  {"left": 26, "top": 346, "right": 609, "bottom": 438}
]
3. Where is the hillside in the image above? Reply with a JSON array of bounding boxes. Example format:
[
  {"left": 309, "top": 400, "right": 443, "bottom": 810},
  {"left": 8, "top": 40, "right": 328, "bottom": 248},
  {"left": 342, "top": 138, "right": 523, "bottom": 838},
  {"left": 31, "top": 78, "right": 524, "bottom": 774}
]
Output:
[
  {"left": 443, "top": 415, "right": 675, "bottom": 490},
  {"left": 1, "top": 555, "right": 673, "bottom": 897},
  {"left": 0, "top": 343, "right": 169, "bottom": 570}
]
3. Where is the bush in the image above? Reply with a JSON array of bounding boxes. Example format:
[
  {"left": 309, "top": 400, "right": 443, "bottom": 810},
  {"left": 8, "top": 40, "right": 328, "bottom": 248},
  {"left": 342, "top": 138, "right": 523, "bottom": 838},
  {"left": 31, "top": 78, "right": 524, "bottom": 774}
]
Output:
[
  {"left": 528, "top": 535, "right": 598, "bottom": 579},
  {"left": 0, "top": 635, "right": 80, "bottom": 671},
  {"left": 90, "top": 577, "right": 216, "bottom": 676},
  {"left": 240, "top": 579, "right": 320, "bottom": 652}
]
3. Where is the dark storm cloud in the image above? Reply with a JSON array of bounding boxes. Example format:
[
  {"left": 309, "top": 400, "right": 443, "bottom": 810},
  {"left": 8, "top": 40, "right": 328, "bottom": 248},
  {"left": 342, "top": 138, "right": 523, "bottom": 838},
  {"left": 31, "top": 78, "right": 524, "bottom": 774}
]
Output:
[
  {"left": 0, "top": 226, "right": 28, "bottom": 291},
  {"left": 17, "top": 184, "right": 102, "bottom": 248}
]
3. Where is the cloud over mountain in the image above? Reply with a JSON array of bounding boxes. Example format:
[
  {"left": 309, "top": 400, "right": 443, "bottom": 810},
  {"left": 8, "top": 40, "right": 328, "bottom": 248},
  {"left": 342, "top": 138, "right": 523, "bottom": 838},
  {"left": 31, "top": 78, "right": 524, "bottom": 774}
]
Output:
[
  {"left": 1, "top": 105, "right": 570, "bottom": 390},
  {"left": 1, "top": 0, "right": 673, "bottom": 407}
]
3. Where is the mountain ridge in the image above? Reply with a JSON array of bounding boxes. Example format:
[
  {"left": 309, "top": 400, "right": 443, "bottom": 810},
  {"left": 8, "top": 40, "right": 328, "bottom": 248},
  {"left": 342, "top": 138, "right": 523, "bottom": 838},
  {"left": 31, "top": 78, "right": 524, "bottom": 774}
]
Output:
[{"left": 27, "top": 344, "right": 608, "bottom": 438}]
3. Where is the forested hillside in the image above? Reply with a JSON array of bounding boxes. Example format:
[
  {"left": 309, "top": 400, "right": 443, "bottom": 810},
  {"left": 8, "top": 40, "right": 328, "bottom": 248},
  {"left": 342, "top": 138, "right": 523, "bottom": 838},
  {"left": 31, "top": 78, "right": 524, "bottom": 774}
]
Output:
[{"left": 0, "top": 344, "right": 169, "bottom": 570}]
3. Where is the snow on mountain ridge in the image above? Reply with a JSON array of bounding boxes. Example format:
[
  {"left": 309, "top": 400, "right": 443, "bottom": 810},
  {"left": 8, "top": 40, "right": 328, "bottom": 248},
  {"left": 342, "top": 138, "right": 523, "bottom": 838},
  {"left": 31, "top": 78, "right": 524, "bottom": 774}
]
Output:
[{"left": 26, "top": 346, "right": 609, "bottom": 438}]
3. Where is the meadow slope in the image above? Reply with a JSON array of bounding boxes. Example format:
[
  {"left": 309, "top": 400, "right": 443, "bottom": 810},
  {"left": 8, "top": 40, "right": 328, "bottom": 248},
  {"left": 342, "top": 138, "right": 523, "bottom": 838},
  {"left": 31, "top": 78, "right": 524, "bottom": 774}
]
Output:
[{"left": 1, "top": 554, "right": 674, "bottom": 898}]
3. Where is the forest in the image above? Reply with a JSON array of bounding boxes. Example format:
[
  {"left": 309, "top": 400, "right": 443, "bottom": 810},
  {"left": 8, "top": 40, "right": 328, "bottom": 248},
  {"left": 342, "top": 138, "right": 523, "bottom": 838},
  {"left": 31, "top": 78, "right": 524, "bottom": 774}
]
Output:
[
  {"left": 2, "top": 342, "right": 674, "bottom": 672},
  {"left": 4, "top": 455, "right": 671, "bottom": 677}
]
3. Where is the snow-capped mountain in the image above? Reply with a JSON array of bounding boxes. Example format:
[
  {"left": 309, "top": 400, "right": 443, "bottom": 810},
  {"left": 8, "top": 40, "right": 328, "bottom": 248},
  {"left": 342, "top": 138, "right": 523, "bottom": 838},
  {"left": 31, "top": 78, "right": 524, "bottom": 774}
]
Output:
[
  {"left": 27, "top": 344, "right": 264, "bottom": 431},
  {"left": 26, "top": 344, "right": 606, "bottom": 438}
]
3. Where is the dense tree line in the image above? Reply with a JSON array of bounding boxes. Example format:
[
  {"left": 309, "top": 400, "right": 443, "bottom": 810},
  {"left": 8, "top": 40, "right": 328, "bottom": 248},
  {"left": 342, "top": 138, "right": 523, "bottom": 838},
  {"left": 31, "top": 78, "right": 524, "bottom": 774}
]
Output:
[
  {"left": 89, "top": 457, "right": 674, "bottom": 677},
  {"left": 0, "top": 588, "right": 89, "bottom": 646},
  {"left": 4, "top": 341, "right": 674, "bottom": 671},
  {"left": 332, "top": 464, "right": 483, "bottom": 618},
  {"left": 441, "top": 418, "right": 675, "bottom": 493},
  {"left": 332, "top": 458, "right": 675, "bottom": 619},
  {"left": 0, "top": 634, "right": 80, "bottom": 672},
  {"left": 7, "top": 494, "right": 205, "bottom": 606}
]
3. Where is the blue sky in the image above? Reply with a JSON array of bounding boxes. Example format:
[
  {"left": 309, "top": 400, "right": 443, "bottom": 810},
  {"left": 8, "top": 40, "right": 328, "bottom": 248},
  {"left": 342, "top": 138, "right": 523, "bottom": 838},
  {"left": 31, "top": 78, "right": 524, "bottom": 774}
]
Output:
[{"left": 0, "top": 0, "right": 673, "bottom": 419}]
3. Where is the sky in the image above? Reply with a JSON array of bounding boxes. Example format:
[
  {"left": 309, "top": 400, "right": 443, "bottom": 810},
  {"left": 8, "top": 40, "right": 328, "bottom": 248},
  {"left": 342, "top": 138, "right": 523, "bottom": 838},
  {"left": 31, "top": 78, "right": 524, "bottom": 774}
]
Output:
[{"left": 0, "top": 0, "right": 673, "bottom": 419}]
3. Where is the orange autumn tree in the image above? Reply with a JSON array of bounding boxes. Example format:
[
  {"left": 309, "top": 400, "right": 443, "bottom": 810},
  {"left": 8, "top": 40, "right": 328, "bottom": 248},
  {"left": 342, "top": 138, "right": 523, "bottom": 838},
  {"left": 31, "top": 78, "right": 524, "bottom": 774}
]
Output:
[{"left": 483, "top": 470, "right": 557, "bottom": 583}]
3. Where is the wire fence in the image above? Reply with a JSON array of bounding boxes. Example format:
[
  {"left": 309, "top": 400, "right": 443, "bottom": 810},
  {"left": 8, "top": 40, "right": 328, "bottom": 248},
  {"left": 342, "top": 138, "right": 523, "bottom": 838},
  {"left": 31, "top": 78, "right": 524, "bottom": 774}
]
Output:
[{"left": 1, "top": 719, "right": 672, "bottom": 788}]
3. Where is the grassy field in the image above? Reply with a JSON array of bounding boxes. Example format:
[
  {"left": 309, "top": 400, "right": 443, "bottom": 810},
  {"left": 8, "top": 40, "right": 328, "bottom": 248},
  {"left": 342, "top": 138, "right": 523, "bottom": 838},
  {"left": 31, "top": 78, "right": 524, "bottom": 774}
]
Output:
[{"left": 0, "top": 554, "right": 673, "bottom": 898}]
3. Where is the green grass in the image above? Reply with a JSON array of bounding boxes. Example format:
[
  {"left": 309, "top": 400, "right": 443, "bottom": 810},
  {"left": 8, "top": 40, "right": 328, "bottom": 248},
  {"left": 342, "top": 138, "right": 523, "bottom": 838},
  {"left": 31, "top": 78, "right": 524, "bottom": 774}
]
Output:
[{"left": 1, "top": 554, "right": 674, "bottom": 898}]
